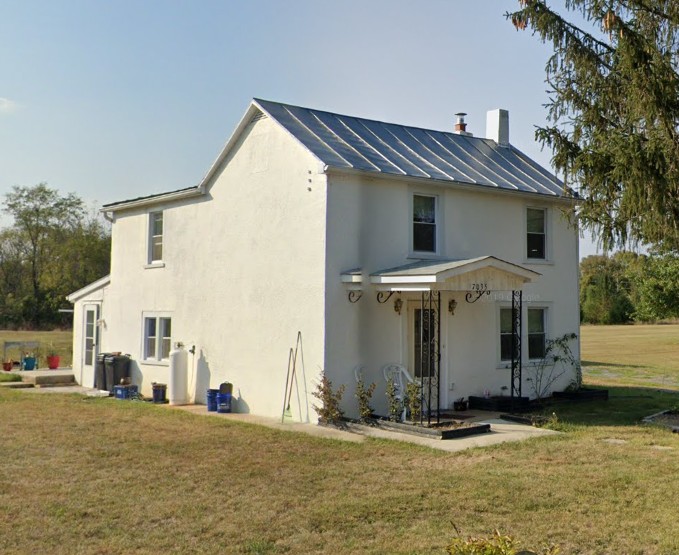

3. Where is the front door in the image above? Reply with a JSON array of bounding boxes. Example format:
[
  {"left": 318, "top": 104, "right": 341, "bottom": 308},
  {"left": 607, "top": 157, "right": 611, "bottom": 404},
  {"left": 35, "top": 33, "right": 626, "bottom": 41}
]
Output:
[
  {"left": 407, "top": 294, "right": 440, "bottom": 421},
  {"left": 83, "top": 305, "right": 99, "bottom": 385}
]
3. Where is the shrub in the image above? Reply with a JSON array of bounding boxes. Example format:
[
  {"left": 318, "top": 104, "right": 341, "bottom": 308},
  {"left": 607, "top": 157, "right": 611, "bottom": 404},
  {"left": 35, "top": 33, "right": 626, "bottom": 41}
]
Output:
[
  {"left": 447, "top": 528, "right": 559, "bottom": 555},
  {"left": 354, "top": 376, "right": 376, "bottom": 423},
  {"left": 406, "top": 381, "right": 422, "bottom": 422},
  {"left": 0, "top": 373, "right": 22, "bottom": 383},
  {"left": 385, "top": 378, "right": 401, "bottom": 422},
  {"left": 311, "top": 372, "right": 345, "bottom": 424}
]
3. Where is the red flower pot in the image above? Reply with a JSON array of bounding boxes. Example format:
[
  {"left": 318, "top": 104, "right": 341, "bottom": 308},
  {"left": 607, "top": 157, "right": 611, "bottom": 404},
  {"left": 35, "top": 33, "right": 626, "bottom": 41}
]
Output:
[
  {"left": 2, "top": 361, "right": 13, "bottom": 372},
  {"left": 47, "top": 355, "right": 60, "bottom": 370}
]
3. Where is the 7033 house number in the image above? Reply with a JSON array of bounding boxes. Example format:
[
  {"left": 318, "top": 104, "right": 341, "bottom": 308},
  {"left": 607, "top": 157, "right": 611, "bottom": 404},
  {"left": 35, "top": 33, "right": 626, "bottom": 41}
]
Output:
[{"left": 470, "top": 283, "right": 488, "bottom": 291}]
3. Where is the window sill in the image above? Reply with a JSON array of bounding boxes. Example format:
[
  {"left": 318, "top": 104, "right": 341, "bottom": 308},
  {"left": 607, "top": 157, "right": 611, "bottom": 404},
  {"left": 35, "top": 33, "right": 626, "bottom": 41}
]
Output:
[
  {"left": 140, "top": 359, "right": 169, "bottom": 367},
  {"left": 407, "top": 252, "right": 445, "bottom": 261},
  {"left": 523, "top": 259, "right": 554, "bottom": 266},
  {"left": 144, "top": 262, "right": 165, "bottom": 270}
]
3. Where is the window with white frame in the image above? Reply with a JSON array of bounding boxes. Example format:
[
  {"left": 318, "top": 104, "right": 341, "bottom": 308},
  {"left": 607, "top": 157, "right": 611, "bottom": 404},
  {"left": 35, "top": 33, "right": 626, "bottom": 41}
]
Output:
[
  {"left": 143, "top": 315, "right": 172, "bottom": 361},
  {"left": 499, "top": 308, "right": 514, "bottom": 361},
  {"left": 413, "top": 194, "right": 437, "bottom": 253},
  {"left": 148, "top": 211, "right": 163, "bottom": 263},
  {"left": 527, "top": 308, "right": 546, "bottom": 359},
  {"left": 526, "top": 207, "right": 546, "bottom": 259}
]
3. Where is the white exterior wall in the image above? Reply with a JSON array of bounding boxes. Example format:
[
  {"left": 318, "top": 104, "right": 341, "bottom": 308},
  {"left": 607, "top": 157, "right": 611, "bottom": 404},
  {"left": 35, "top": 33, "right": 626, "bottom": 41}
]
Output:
[
  {"left": 71, "top": 285, "right": 107, "bottom": 388},
  {"left": 324, "top": 173, "right": 580, "bottom": 417},
  {"left": 95, "top": 116, "right": 327, "bottom": 418}
]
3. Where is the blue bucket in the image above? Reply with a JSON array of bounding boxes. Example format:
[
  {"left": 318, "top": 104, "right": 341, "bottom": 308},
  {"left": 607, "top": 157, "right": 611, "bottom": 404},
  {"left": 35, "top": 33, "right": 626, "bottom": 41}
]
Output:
[
  {"left": 206, "top": 389, "right": 219, "bottom": 412},
  {"left": 216, "top": 392, "right": 232, "bottom": 413}
]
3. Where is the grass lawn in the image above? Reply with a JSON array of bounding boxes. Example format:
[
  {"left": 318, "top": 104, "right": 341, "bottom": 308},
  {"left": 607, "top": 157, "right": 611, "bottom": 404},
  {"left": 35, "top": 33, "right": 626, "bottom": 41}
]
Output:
[
  {"left": 1, "top": 325, "right": 679, "bottom": 554},
  {"left": 0, "top": 330, "right": 73, "bottom": 368},
  {"left": 581, "top": 324, "right": 679, "bottom": 390}
]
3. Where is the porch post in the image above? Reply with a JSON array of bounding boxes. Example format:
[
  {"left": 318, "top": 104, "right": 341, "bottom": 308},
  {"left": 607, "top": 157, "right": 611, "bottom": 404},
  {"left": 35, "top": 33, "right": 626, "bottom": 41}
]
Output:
[{"left": 510, "top": 290, "right": 522, "bottom": 402}]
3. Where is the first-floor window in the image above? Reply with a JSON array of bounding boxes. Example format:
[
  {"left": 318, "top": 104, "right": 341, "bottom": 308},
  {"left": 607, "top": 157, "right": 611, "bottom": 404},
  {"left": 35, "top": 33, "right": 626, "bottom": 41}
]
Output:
[
  {"left": 500, "top": 308, "right": 514, "bottom": 361},
  {"left": 144, "top": 315, "right": 172, "bottom": 360},
  {"left": 527, "top": 308, "right": 546, "bottom": 359}
]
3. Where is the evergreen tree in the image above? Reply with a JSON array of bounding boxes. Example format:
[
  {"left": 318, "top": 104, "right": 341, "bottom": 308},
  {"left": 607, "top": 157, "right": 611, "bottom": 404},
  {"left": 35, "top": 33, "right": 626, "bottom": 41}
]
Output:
[{"left": 508, "top": 1, "right": 679, "bottom": 250}]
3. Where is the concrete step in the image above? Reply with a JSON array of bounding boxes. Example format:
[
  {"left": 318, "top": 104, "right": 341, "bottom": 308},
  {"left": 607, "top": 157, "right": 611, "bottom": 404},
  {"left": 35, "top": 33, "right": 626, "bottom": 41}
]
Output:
[
  {"left": 20, "top": 370, "right": 76, "bottom": 387},
  {"left": 0, "top": 381, "right": 34, "bottom": 389}
]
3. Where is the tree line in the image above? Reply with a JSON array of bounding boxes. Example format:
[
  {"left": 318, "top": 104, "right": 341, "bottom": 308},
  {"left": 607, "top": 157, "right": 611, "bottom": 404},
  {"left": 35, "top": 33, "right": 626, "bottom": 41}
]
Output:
[
  {"left": 580, "top": 252, "right": 679, "bottom": 324},
  {"left": 0, "top": 184, "right": 111, "bottom": 329}
]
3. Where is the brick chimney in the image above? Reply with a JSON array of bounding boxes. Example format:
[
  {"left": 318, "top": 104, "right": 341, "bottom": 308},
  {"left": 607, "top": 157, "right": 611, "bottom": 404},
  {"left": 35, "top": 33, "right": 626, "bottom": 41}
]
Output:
[{"left": 453, "top": 113, "right": 472, "bottom": 136}]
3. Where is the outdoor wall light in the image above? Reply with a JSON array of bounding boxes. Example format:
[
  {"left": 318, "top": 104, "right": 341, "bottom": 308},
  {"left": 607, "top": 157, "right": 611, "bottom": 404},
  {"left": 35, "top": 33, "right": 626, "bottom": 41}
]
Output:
[
  {"left": 448, "top": 298, "right": 458, "bottom": 315},
  {"left": 394, "top": 298, "right": 403, "bottom": 315}
]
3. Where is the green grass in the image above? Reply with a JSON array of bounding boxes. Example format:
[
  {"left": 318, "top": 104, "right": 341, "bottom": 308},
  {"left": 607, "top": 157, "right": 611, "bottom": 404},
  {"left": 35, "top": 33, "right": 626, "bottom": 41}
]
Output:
[
  {"left": 1, "top": 325, "right": 679, "bottom": 553},
  {"left": 0, "top": 330, "right": 73, "bottom": 367},
  {"left": 0, "top": 372, "right": 22, "bottom": 382},
  {"left": 581, "top": 324, "right": 679, "bottom": 390}
]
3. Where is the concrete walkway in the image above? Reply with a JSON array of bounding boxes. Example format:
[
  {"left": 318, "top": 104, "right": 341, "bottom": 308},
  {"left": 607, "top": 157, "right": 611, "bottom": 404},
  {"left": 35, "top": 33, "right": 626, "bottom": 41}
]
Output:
[
  {"left": 3, "top": 379, "right": 559, "bottom": 452},
  {"left": 171, "top": 404, "right": 559, "bottom": 453}
]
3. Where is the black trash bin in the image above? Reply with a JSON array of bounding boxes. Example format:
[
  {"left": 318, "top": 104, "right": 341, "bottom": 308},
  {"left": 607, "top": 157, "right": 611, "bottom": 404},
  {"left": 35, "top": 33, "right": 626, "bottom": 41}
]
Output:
[
  {"left": 94, "top": 353, "right": 108, "bottom": 390},
  {"left": 104, "top": 354, "right": 131, "bottom": 392}
]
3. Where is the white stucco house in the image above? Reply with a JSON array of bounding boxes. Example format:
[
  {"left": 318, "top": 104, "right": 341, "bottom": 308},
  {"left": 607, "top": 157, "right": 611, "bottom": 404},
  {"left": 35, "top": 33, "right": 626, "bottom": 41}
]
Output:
[{"left": 68, "top": 98, "right": 580, "bottom": 422}]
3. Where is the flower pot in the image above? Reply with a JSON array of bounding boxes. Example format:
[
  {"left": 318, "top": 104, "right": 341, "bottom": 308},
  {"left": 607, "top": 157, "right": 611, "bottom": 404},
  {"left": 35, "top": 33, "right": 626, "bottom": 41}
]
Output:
[
  {"left": 23, "top": 356, "right": 36, "bottom": 371},
  {"left": 47, "top": 355, "right": 60, "bottom": 370},
  {"left": 2, "top": 361, "right": 13, "bottom": 372},
  {"left": 453, "top": 400, "right": 468, "bottom": 411}
]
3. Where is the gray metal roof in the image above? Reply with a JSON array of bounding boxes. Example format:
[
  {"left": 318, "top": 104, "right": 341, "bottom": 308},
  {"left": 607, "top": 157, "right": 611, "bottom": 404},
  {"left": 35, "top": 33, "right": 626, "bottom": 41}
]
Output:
[{"left": 254, "top": 99, "right": 567, "bottom": 198}]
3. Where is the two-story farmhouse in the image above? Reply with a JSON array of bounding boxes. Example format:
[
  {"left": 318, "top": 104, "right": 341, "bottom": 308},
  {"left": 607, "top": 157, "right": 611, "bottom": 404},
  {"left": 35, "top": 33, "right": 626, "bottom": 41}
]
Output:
[{"left": 68, "top": 98, "right": 580, "bottom": 421}]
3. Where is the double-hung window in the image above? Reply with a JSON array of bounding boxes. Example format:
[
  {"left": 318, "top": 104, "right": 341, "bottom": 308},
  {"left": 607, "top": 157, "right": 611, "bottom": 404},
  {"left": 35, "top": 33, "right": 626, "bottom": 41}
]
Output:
[
  {"left": 526, "top": 208, "right": 546, "bottom": 260},
  {"left": 527, "top": 308, "right": 546, "bottom": 359},
  {"left": 499, "top": 308, "right": 514, "bottom": 362},
  {"left": 148, "top": 211, "right": 163, "bottom": 263},
  {"left": 144, "top": 315, "right": 172, "bottom": 361},
  {"left": 413, "top": 194, "right": 437, "bottom": 253}
]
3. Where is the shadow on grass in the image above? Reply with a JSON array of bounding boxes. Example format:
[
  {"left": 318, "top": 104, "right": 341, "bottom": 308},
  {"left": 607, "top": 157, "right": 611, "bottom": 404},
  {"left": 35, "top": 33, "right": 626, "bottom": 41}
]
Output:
[
  {"left": 531, "top": 385, "right": 679, "bottom": 427},
  {"left": 581, "top": 360, "right": 644, "bottom": 369}
]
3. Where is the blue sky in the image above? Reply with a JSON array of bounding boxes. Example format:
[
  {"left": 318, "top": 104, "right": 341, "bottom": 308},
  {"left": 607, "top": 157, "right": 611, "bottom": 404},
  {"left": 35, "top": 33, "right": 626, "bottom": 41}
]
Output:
[{"left": 0, "top": 0, "right": 598, "bottom": 255}]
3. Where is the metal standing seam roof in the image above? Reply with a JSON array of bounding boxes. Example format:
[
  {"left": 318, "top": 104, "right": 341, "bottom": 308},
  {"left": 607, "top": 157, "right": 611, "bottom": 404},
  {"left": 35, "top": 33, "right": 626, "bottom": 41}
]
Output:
[{"left": 254, "top": 99, "right": 568, "bottom": 198}]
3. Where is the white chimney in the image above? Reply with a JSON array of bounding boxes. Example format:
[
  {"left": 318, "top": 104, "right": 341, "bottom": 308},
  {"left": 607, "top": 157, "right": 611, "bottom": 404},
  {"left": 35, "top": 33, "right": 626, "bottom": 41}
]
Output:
[
  {"left": 453, "top": 112, "right": 472, "bottom": 136},
  {"left": 486, "top": 109, "right": 509, "bottom": 146}
]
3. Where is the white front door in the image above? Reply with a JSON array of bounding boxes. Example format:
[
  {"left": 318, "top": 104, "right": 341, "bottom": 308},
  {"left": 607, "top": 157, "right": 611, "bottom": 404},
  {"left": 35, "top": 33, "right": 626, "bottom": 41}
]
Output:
[
  {"left": 407, "top": 301, "right": 442, "bottom": 414},
  {"left": 83, "top": 305, "right": 99, "bottom": 385}
]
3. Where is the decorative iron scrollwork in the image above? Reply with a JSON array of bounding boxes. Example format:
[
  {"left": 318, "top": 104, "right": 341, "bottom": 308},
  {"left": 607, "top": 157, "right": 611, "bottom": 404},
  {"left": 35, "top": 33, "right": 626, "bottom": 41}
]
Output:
[
  {"left": 376, "top": 291, "right": 396, "bottom": 304},
  {"left": 465, "top": 290, "right": 491, "bottom": 303},
  {"left": 347, "top": 290, "right": 363, "bottom": 303}
]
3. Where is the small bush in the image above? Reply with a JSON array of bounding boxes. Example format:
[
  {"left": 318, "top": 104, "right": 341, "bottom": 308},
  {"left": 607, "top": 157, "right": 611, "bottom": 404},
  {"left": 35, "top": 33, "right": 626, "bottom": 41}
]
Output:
[
  {"left": 406, "top": 381, "right": 422, "bottom": 422},
  {"left": 355, "top": 376, "right": 376, "bottom": 423},
  {"left": 311, "top": 372, "right": 345, "bottom": 424},
  {"left": 447, "top": 528, "right": 559, "bottom": 555},
  {"left": 0, "top": 373, "right": 22, "bottom": 383},
  {"left": 386, "top": 379, "right": 401, "bottom": 422}
]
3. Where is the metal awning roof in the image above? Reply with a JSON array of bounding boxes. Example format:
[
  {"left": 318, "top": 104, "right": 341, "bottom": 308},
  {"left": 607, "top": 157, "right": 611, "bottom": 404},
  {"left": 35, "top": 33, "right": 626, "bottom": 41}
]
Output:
[
  {"left": 341, "top": 256, "right": 540, "bottom": 292},
  {"left": 255, "top": 99, "right": 568, "bottom": 198}
]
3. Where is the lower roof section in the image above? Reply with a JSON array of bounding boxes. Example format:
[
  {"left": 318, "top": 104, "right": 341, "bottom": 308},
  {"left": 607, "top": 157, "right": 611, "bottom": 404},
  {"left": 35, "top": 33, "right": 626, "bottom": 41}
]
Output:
[{"left": 342, "top": 256, "right": 540, "bottom": 292}]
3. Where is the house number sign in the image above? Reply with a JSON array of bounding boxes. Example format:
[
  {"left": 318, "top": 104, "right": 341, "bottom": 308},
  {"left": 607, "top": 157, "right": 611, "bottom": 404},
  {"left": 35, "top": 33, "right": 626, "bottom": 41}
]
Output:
[{"left": 465, "top": 284, "right": 490, "bottom": 303}]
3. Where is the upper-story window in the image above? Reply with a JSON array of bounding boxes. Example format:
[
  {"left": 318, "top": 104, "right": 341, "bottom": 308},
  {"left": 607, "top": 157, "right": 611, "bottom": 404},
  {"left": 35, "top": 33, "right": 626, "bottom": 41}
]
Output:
[
  {"left": 526, "top": 207, "right": 546, "bottom": 260},
  {"left": 148, "top": 211, "right": 163, "bottom": 263},
  {"left": 413, "top": 194, "right": 437, "bottom": 253}
]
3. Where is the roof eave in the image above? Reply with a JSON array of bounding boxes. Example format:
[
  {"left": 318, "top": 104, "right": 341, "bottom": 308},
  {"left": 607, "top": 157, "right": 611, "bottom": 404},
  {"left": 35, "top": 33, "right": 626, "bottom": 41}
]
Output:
[
  {"left": 323, "top": 166, "right": 576, "bottom": 204},
  {"left": 67, "top": 275, "right": 111, "bottom": 303},
  {"left": 101, "top": 187, "right": 203, "bottom": 213}
]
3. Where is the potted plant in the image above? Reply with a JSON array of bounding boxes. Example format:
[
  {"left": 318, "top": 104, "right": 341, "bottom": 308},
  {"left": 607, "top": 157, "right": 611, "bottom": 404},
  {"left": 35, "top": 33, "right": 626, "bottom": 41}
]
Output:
[
  {"left": 2, "top": 360, "right": 13, "bottom": 372},
  {"left": 23, "top": 353, "right": 36, "bottom": 371},
  {"left": 453, "top": 397, "right": 468, "bottom": 411},
  {"left": 46, "top": 348, "right": 60, "bottom": 370}
]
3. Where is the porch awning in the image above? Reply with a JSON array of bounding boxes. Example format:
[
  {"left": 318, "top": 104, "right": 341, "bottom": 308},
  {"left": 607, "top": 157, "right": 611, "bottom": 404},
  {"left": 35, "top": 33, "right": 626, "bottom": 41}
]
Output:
[{"left": 368, "top": 256, "right": 540, "bottom": 292}]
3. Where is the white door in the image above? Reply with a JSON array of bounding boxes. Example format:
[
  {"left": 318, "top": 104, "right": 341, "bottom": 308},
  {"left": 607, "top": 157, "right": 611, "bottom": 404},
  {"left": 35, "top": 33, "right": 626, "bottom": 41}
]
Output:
[
  {"left": 83, "top": 305, "right": 99, "bottom": 385},
  {"left": 407, "top": 302, "right": 441, "bottom": 414}
]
